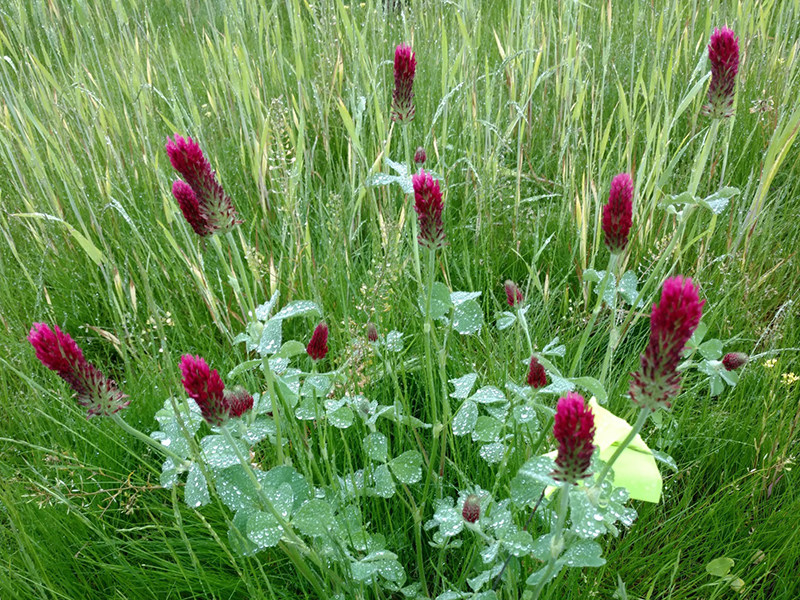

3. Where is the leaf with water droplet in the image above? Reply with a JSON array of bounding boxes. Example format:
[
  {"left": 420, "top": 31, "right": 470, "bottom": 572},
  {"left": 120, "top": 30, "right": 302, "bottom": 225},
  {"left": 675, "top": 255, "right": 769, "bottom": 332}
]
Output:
[
  {"left": 271, "top": 300, "right": 321, "bottom": 321},
  {"left": 561, "top": 540, "right": 606, "bottom": 567},
  {"left": 618, "top": 271, "right": 642, "bottom": 306},
  {"left": 364, "top": 432, "right": 389, "bottom": 462},
  {"left": 201, "top": 435, "right": 248, "bottom": 469},
  {"left": 293, "top": 499, "right": 334, "bottom": 536},
  {"left": 472, "top": 417, "right": 502, "bottom": 443},
  {"left": 258, "top": 318, "right": 282, "bottom": 356},
  {"left": 451, "top": 291, "right": 482, "bottom": 305},
  {"left": 433, "top": 505, "right": 464, "bottom": 538},
  {"left": 262, "top": 466, "right": 309, "bottom": 512},
  {"left": 511, "top": 456, "right": 557, "bottom": 507},
  {"left": 389, "top": 451, "right": 422, "bottom": 484},
  {"left": 496, "top": 311, "right": 516, "bottom": 330},
  {"left": 502, "top": 530, "right": 534, "bottom": 557},
  {"left": 569, "top": 489, "right": 607, "bottom": 539},
  {"left": 327, "top": 405, "right": 354, "bottom": 429},
  {"left": 247, "top": 510, "right": 283, "bottom": 548},
  {"left": 255, "top": 290, "right": 280, "bottom": 321},
  {"left": 450, "top": 373, "right": 479, "bottom": 399},
  {"left": 470, "top": 386, "right": 506, "bottom": 404},
  {"left": 453, "top": 299, "right": 483, "bottom": 335},
  {"left": 242, "top": 415, "right": 276, "bottom": 445},
  {"left": 452, "top": 401, "right": 478, "bottom": 436},
  {"left": 479, "top": 442, "right": 506, "bottom": 464},
  {"left": 371, "top": 464, "right": 396, "bottom": 498},
  {"left": 568, "top": 376, "right": 608, "bottom": 404},
  {"left": 419, "top": 282, "right": 453, "bottom": 320},
  {"left": 542, "top": 336, "right": 566, "bottom": 357},
  {"left": 185, "top": 462, "right": 210, "bottom": 508},
  {"left": 384, "top": 330, "right": 404, "bottom": 352},
  {"left": 229, "top": 509, "right": 259, "bottom": 556}
]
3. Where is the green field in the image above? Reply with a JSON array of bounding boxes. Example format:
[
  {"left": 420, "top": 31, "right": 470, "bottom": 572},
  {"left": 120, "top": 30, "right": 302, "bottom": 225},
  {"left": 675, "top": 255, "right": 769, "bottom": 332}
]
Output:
[{"left": 1, "top": 0, "right": 800, "bottom": 598}]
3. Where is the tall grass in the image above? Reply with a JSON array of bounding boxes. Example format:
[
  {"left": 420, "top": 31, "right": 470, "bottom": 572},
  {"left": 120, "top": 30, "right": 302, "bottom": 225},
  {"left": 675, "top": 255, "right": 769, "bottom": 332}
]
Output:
[{"left": 1, "top": 0, "right": 799, "bottom": 598}]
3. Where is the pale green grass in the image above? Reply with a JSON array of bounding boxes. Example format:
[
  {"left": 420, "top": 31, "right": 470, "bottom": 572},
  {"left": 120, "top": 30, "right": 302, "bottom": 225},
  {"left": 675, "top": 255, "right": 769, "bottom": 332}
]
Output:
[{"left": 1, "top": 0, "right": 799, "bottom": 598}]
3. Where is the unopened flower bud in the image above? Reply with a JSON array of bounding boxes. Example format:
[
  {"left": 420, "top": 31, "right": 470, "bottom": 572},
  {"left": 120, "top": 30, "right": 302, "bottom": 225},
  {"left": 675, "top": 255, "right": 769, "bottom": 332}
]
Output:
[
  {"left": 722, "top": 352, "right": 748, "bottom": 371},
  {"left": 552, "top": 393, "right": 595, "bottom": 484},
  {"left": 414, "top": 147, "right": 426, "bottom": 166},
  {"left": 703, "top": 28, "right": 740, "bottom": 119},
  {"left": 462, "top": 495, "right": 480, "bottom": 524},
  {"left": 527, "top": 356, "right": 547, "bottom": 389},
  {"left": 602, "top": 173, "right": 634, "bottom": 254},
  {"left": 367, "top": 322, "right": 379, "bottom": 343}
]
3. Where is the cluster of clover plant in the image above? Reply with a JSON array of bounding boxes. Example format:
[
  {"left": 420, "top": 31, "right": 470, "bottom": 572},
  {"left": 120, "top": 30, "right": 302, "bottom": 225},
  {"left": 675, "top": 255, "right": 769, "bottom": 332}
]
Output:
[{"left": 29, "top": 29, "right": 755, "bottom": 600}]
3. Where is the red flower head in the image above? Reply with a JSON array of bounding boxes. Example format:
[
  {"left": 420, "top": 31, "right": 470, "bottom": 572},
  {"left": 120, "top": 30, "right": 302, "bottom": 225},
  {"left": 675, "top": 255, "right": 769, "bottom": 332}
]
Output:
[
  {"left": 462, "top": 494, "right": 480, "bottom": 524},
  {"left": 552, "top": 393, "right": 595, "bottom": 484},
  {"left": 28, "top": 323, "right": 129, "bottom": 418},
  {"left": 307, "top": 322, "right": 329, "bottom": 361},
  {"left": 629, "top": 276, "right": 705, "bottom": 412},
  {"left": 367, "top": 322, "right": 379, "bottom": 343},
  {"left": 527, "top": 356, "right": 547, "bottom": 389},
  {"left": 504, "top": 280, "right": 524, "bottom": 308},
  {"left": 412, "top": 170, "right": 446, "bottom": 249},
  {"left": 166, "top": 134, "right": 242, "bottom": 236},
  {"left": 180, "top": 354, "right": 251, "bottom": 426},
  {"left": 722, "top": 352, "right": 748, "bottom": 371},
  {"left": 414, "top": 147, "right": 427, "bottom": 167},
  {"left": 391, "top": 44, "right": 416, "bottom": 123},
  {"left": 602, "top": 173, "right": 634, "bottom": 254},
  {"left": 703, "top": 28, "right": 740, "bottom": 118}
]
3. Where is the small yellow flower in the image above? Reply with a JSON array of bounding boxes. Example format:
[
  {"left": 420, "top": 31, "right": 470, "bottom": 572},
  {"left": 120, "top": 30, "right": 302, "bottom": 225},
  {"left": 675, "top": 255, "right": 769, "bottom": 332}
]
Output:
[
  {"left": 781, "top": 372, "right": 799, "bottom": 386},
  {"left": 764, "top": 358, "right": 778, "bottom": 369}
]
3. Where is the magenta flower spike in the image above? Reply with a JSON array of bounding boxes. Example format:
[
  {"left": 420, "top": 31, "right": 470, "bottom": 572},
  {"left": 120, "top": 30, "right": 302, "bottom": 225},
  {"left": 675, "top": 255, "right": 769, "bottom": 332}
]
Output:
[
  {"left": 504, "top": 280, "right": 524, "bottom": 308},
  {"left": 702, "top": 28, "right": 740, "bottom": 118},
  {"left": 307, "top": 322, "right": 329, "bottom": 361},
  {"left": 28, "top": 323, "right": 129, "bottom": 419},
  {"left": 391, "top": 44, "right": 416, "bottom": 123},
  {"left": 412, "top": 170, "right": 446, "bottom": 249},
  {"left": 527, "top": 356, "right": 547, "bottom": 389},
  {"left": 180, "top": 354, "right": 252, "bottom": 426},
  {"left": 552, "top": 393, "right": 595, "bottom": 484},
  {"left": 722, "top": 352, "right": 748, "bottom": 371},
  {"left": 602, "top": 173, "right": 634, "bottom": 254},
  {"left": 166, "top": 134, "right": 242, "bottom": 236},
  {"left": 629, "top": 276, "right": 705, "bottom": 412},
  {"left": 414, "top": 147, "right": 427, "bottom": 167},
  {"left": 462, "top": 495, "right": 480, "bottom": 524}
]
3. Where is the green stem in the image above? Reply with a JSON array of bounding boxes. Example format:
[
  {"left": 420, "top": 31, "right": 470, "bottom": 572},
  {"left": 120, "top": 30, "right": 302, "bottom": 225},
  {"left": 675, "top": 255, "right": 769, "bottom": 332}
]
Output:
[
  {"left": 531, "top": 482, "right": 571, "bottom": 600},
  {"left": 402, "top": 125, "right": 423, "bottom": 286},
  {"left": 569, "top": 253, "right": 617, "bottom": 377},
  {"left": 261, "top": 357, "right": 285, "bottom": 464},
  {"left": 423, "top": 247, "right": 439, "bottom": 424},
  {"left": 593, "top": 408, "right": 650, "bottom": 490},
  {"left": 517, "top": 305, "right": 534, "bottom": 356},
  {"left": 218, "top": 425, "right": 335, "bottom": 595},
  {"left": 226, "top": 231, "right": 256, "bottom": 316},
  {"left": 111, "top": 413, "right": 189, "bottom": 468}
]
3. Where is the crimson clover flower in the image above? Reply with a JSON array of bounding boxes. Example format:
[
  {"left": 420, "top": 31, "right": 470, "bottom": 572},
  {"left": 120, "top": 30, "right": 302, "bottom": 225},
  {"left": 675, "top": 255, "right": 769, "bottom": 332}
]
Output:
[
  {"left": 629, "top": 276, "right": 705, "bottom": 412},
  {"left": 179, "top": 354, "right": 253, "bottom": 426},
  {"left": 702, "top": 27, "right": 740, "bottom": 118},
  {"left": 527, "top": 356, "right": 547, "bottom": 389},
  {"left": 462, "top": 495, "right": 480, "bottom": 524},
  {"left": 602, "top": 173, "right": 634, "bottom": 254},
  {"left": 28, "top": 323, "right": 129, "bottom": 418},
  {"left": 552, "top": 393, "right": 595, "bottom": 484},
  {"left": 391, "top": 44, "right": 416, "bottom": 123},
  {"left": 722, "top": 352, "right": 748, "bottom": 371},
  {"left": 166, "top": 134, "right": 242, "bottom": 236},
  {"left": 307, "top": 322, "right": 329, "bottom": 361},
  {"left": 412, "top": 170, "right": 446, "bottom": 249}
]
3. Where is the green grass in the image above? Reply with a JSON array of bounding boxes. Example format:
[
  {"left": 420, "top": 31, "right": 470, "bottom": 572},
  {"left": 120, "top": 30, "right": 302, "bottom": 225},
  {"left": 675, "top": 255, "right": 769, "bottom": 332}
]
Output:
[{"left": 1, "top": 0, "right": 800, "bottom": 598}]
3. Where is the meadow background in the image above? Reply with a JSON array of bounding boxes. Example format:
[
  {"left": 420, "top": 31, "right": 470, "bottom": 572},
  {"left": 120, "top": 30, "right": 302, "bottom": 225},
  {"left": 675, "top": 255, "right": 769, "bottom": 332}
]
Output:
[{"left": 1, "top": 0, "right": 800, "bottom": 598}]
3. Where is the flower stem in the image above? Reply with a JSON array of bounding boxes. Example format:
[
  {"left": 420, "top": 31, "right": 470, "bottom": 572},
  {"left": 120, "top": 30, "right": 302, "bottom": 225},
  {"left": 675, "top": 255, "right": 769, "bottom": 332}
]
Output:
[
  {"left": 531, "top": 482, "right": 571, "bottom": 600},
  {"left": 261, "top": 357, "right": 285, "bottom": 463},
  {"left": 569, "top": 253, "right": 617, "bottom": 377},
  {"left": 111, "top": 413, "right": 189, "bottom": 468},
  {"left": 517, "top": 305, "right": 534, "bottom": 357},
  {"left": 402, "top": 125, "right": 423, "bottom": 286},
  {"left": 593, "top": 407, "right": 650, "bottom": 490}
]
